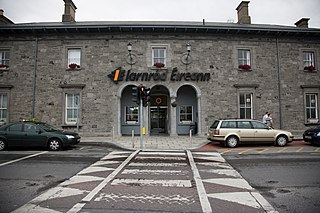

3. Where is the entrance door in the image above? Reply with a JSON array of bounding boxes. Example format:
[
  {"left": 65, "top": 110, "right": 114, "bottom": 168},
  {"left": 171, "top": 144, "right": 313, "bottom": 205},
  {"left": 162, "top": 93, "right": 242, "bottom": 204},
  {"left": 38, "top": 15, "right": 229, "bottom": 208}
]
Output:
[{"left": 150, "top": 106, "right": 167, "bottom": 134}]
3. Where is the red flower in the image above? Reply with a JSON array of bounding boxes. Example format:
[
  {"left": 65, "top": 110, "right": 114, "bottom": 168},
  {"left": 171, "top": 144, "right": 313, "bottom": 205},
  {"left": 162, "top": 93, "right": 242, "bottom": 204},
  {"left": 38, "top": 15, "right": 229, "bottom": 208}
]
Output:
[
  {"left": 304, "top": 65, "right": 316, "bottom": 71},
  {"left": 238, "top": 64, "right": 251, "bottom": 70},
  {"left": 0, "top": 64, "right": 8, "bottom": 69},
  {"left": 153, "top": 63, "right": 165, "bottom": 68},
  {"left": 69, "top": 63, "right": 80, "bottom": 69}
]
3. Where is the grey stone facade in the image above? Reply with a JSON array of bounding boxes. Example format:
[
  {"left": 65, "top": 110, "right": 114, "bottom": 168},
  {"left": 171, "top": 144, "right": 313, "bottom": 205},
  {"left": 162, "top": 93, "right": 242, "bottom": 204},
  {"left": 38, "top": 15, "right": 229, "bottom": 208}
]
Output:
[{"left": 0, "top": 3, "right": 319, "bottom": 136}]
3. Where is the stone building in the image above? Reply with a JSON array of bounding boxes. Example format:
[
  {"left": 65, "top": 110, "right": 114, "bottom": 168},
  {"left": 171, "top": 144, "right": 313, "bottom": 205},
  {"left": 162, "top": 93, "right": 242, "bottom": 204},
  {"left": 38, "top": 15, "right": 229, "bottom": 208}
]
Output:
[{"left": 0, "top": 0, "right": 319, "bottom": 137}]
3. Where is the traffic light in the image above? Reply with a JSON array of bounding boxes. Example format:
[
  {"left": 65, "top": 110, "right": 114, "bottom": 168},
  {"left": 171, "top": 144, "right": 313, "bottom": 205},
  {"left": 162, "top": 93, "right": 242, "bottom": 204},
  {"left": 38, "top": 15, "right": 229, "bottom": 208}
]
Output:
[
  {"left": 132, "top": 85, "right": 141, "bottom": 105},
  {"left": 142, "top": 87, "right": 151, "bottom": 107}
]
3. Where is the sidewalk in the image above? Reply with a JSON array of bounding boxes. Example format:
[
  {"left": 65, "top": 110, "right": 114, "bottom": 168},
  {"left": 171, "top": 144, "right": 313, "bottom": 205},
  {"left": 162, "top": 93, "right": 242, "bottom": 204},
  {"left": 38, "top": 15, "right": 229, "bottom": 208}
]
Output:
[
  {"left": 80, "top": 135, "right": 209, "bottom": 150},
  {"left": 80, "top": 134, "right": 303, "bottom": 150}
]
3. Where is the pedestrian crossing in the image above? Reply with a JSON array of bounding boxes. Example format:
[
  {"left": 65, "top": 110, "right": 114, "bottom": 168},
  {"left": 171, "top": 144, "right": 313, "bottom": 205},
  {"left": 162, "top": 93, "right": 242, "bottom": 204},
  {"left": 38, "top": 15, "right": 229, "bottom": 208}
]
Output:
[{"left": 12, "top": 150, "right": 277, "bottom": 213}]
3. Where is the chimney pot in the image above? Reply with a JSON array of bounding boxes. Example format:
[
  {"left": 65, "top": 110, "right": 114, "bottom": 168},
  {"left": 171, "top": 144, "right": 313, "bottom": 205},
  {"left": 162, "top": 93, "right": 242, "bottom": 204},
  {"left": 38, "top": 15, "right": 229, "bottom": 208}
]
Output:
[
  {"left": 295, "top": 18, "right": 310, "bottom": 28},
  {"left": 0, "top": 9, "right": 4, "bottom": 16},
  {"left": 62, "top": 0, "right": 77, "bottom": 22},
  {"left": 236, "top": 1, "right": 251, "bottom": 24}
]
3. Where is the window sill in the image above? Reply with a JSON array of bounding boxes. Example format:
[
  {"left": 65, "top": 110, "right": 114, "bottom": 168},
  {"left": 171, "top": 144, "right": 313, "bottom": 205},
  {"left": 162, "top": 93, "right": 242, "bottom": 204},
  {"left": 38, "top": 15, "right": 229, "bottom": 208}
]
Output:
[
  {"left": 303, "top": 70, "right": 317, "bottom": 73},
  {"left": 66, "top": 68, "right": 82, "bottom": 71},
  {"left": 150, "top": 67, "right": 168, "bottom": 71},
  {"left": 61, "top": 124, "right": 82, "bottom": 128},
  {"left": 305, "top": 122, "right": 320, "bottom": 126},
  {"left": 238, "top": 69, "right": 252, "bottom": 72}
]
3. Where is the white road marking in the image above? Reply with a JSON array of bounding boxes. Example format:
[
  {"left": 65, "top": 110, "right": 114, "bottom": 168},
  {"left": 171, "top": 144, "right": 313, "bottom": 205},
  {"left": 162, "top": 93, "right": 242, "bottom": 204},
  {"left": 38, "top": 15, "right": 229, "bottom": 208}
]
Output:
[
  {"left": 258, "top": 148, "right": 269, "bottom": 154},
  {"left": 193, "top": 156, "right": 226, "bottom": 163},
  {"left": 200, "top": 169, "right": 241, "bottom": 178},
  {"left": 11, "top": 203, "right": 62, "bottom": 213},
  {"left": 0, "top": 151, "right": 48, "bottom": 167},
  {"left": 187, "top": 150, "right": 212, "bottom": 213},
  {"left": 91, "top": 160, "right": 120, "bottom": 166},
  {"left": 67, "top": 150, "right": 139, "bottom": 213},
  {"left": 207, "top": 192, "right": 261, "bottom": 209},
  {"left": 139, "top": 151, "right": 186, "bottom": 156},
  {"left": 296, "top": 147, "right": 304, "bottom": 152},
  {"left": 251, "top": 192, "right": 279, "bottom": 213},
  {"left": 78, "top": 166, "right": 114, "bottom": 175},
  {"left": 129, "top": 162, "right": 187, "bottom": 167},
  {"left": 101, "top": 155, "right": 128, "bottom": 160},
  {"left": 135, "top": 156, "right": 186, "bottom": 161},
  {"left": 111, "top": 178, "right": 192, "bottom": 187},
  {"left": 277, "top": 147, "right": 287, "bottom": 153},
  {"left": 196, "top": 162, "right": 233, "bottom": 169},
  {"left": 202, "top": 178, "right": 253, "bottom": 190},
  {"left": 61, "top": 175, "right": 105, "bottom": 186},
  {"left": 192, "top": 152, "right": 222, "bottom": 156},
  {"left": 122, "top": 169, "right": 187, "bottom": 175}
]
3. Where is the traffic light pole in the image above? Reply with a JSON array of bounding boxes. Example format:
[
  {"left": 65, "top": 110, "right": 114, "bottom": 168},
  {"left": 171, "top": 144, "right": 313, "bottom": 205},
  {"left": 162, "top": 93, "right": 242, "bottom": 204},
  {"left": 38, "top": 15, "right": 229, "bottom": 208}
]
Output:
[{"left": 139, "top": 100, "right": 143, "bottom": 149}]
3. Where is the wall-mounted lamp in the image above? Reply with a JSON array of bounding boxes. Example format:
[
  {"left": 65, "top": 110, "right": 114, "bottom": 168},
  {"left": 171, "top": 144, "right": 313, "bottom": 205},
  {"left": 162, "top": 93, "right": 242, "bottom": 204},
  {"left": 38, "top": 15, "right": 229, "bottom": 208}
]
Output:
[
  {"left": 181, "top": 43, "right": 192, "bottom": 65},
  {"left": 126, "top": 42, "right": 137, "bottom": 66}
]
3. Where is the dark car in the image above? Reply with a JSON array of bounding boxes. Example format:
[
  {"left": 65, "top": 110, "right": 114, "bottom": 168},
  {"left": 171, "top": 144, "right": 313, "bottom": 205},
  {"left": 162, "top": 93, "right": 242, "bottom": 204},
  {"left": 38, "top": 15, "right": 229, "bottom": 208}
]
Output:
[
  {"left": 303, "top": 126, "right": 320, "bottom": 145},
  {"left": 0, "top": 121, "right": 80, "bottom": 151}
]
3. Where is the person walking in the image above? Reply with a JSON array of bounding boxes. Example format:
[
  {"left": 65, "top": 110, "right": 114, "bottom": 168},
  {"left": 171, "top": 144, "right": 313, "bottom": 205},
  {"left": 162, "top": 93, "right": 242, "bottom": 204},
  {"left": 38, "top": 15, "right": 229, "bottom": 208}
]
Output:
[
  {"left": 266, "top": 113, "right": 273, "bottom": 128},
  {"left": 262, "top": 112, "right": 268, "bottom": 124}
]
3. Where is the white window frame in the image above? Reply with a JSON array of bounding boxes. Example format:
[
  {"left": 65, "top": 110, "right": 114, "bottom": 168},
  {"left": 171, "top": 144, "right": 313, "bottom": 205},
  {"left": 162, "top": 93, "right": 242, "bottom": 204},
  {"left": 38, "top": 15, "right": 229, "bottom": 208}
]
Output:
[
  {"left": 238, "top": 49, "right": 251, "bottom": 66},
  {"left": 179, "top": 105, "right": 193, "bottom": 124},
  {"left": 0, "top": 49, "right": 10, "bottom": 67},
  {"left": 124, "top": 106, "right": 139, "bottom": 124},
  {"left": 65, "top": 93, "right": 80, "bottom": 125},
  {"left": 0, "top": 94, "right": 8, "bottom": 123},
  {"left": 303, "top": 51, "right": 315, "bottom": 67},
  {"left": 239, "top": 93, "right": 253, "bottom": 119},
  {"left": 305, "top": 93, "right": 318, "bottom": 123},
  {"left": 152, "top": 47, "right": 167, "bottom": 66},
  {"left": 67, "top": 48, "right": 81, "bottom": 68}
]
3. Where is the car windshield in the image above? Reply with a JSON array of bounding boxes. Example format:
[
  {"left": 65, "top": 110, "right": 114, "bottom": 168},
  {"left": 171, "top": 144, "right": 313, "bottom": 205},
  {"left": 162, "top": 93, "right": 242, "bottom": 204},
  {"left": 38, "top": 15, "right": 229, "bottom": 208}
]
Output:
[{"left": 36, "top": 123, "right": 59, "bottom": 132}]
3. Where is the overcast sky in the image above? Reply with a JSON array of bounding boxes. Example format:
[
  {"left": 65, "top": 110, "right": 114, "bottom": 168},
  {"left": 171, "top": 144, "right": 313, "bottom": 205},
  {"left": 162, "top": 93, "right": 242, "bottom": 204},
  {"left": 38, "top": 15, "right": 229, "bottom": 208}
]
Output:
[{"left": 1, "top": 0, "right": 319, "bottom": 28}]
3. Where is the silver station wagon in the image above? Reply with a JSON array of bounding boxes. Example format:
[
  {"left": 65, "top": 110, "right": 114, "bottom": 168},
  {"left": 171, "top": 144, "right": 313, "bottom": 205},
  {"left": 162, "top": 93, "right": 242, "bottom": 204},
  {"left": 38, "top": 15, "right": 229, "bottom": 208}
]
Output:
[{"left": 207, "top": 119, "right": 294, "bottom": 148}]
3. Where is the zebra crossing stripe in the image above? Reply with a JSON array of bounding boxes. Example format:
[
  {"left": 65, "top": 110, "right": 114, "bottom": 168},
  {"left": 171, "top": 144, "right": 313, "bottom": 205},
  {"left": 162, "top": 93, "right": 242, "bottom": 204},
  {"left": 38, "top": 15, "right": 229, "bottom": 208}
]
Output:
[
  {"left": 187, "top": 150, "right": 212, "bottom": 213},
  {"left": 111, "top": 178, "right": 192, "bottom": 187}
]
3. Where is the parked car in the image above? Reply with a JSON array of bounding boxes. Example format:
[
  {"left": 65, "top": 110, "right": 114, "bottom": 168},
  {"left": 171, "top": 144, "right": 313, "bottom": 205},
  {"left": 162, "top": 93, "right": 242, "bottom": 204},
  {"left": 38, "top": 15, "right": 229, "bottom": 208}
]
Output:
[
  {"left": 303, "top": 126, "right": 320, "bottom": 145},
  {"left": 207, "top": 119, "right": 294, "bottom": 148},
  {"left": 0, "top": 121, "right": 80, "bottom": 151}
]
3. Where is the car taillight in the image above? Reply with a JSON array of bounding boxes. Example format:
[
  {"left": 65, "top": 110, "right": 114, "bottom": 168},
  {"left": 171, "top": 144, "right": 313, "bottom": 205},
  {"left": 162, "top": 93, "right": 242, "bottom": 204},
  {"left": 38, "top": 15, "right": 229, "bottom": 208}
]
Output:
[{"left": 214, "top": 129, "right": 219, "bottom": 135}]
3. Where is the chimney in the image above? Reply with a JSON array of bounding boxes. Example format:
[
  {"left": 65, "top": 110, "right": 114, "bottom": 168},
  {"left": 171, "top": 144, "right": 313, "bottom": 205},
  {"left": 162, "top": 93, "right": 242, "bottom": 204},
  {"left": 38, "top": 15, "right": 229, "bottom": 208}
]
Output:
[
  {"left": 295, "top": 18, "right": 310, "bottom": 28},
  {"left": 236, "top": 1, "right": 251, "bottom": 24},
  {"left": 62, "top": 0, "right": 77, "bottom": 22},
  {"left": 0, "top": 9, "right": 14, "bottom": 25}
]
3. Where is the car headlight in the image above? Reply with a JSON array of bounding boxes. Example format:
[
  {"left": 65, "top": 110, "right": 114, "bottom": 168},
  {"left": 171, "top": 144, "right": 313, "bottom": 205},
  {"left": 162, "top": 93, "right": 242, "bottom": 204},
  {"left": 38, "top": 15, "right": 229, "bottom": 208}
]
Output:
[
  {"left": 66, "top": 135, "right": 75, "bottom": 139},
  {"left": 317, "top": 132, "right": 320, "bottom": 137}
]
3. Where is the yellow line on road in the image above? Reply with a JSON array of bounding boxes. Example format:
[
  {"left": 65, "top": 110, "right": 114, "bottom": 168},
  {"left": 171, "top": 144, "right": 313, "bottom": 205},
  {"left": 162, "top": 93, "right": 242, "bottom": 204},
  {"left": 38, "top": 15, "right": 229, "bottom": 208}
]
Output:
[
  {"left": 219, "top": 149, "right": 233, "bottom": 155},
  {"left": 315, "top": 148, "right": 320, "bottom": 152},
  {"left": 277, "top": 147, "right": 287, "bottom": 153},
  {"left": 258, "top": 148, "right": 269, "bottom": 154},
  {"left": 296, "top": 147, "right": 304, "bottom": 152},
  {"left": 239, "top": 149, "right": 253, "bottom": 155}
]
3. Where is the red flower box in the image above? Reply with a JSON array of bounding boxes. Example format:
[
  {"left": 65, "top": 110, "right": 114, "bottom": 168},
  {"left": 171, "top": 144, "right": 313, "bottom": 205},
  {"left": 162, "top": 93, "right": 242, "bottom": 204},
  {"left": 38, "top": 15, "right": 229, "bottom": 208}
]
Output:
[
  {"left": 304, "top": 65, "right": 316, "bottom": 71},
  {"left": 0, "top": 64, "right": 9, "bottom": 69},
  {"left": 238, "top": 64, "right": 251, "bottom": 70},
  {"left": 69, "top": 63, "right": 80, "bottom": 69},
  {"left": 153, "top": 63, "right": 165, "bottom": 68}
]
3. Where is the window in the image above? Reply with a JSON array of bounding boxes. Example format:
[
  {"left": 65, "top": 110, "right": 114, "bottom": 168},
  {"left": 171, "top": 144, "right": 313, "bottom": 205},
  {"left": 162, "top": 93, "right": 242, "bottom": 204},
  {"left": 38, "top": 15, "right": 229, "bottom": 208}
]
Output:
[
  {"left": 221, "top": 121, "right": 237, "bottom": 128},
  {"left": 65, "top": 94, "right": 80, "bottom": 124},
  {"left": 303, "top": 51, "right": 316, "bottom": 71},
  {"left": 239, "top": 93, "right": 253, "bottom": 119},
  {"left": 67, "top": 48, "right": 81, "bottom": 68},
  {"left": 0, "top": 94, "right": 7, "bottom": 123},
  {"left": 180, "top": 106, "right": 193, "bottom": 123},
  {"left": 8, "top": 123, "right": 22, "bottom": 132},
  {"left": 152, "top": 47, "right": 166, "bottom": 66},
  {"left": 305, "top": 93, "right": 318, "bottom": 122},
  {"left": 251, "top": 121, "right": 268, "bottom": 129},
  {"left": 237, "top": 121, "right": 252, "bottom": 129},
  {"left": 24, "top": 123, "right": 39, "bottom": 132},
  {"left": 238, "top": 49, "right": 251, "bottom": 66},
  {"left": 0, "top": 49, "right": 10, "bottom": 68},
  {"left": 125, "top": 106, "right": 139, "bottom": 124},
  {"left": 303, "top": 51, "right": 315, "bottom": 67}
]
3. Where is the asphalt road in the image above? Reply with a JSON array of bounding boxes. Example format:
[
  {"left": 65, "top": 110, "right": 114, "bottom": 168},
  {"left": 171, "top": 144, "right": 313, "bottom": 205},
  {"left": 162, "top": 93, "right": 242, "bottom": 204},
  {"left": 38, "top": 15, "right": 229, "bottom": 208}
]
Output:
[
  {"left": 225, "top": 153, "right": 320, "bottom": 213},
  {"left": 0, "top": 143, "right": 320, "bottom": 213},
  {"left": 0, "top": 145, "right": 116, "bottom": 213}
]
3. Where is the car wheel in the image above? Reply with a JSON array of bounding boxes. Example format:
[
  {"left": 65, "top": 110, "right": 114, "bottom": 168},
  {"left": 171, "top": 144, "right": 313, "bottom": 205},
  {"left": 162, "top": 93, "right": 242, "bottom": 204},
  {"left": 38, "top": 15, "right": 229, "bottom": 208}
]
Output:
[
  {"left": 276, "top": 135, "right": 288, "bottom": 146},
  {"left": 226, "top": 136, "right": 238, "bottom": 148},
  {"left": 48, "top": 138, "right": 62, "bottom": 151},
  {"left": 0, "top": 139, "right": 7, "bottom": 151}
]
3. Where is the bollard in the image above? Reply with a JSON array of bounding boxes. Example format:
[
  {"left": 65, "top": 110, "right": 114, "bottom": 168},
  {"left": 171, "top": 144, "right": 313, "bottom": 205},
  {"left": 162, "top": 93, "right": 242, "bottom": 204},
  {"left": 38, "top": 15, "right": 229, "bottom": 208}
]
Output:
[
  {"left": 112, "top": 126, "right": 114, "bottom": 142},
  {"left": 132, "top": 130, "right": 135, "bottom": 148},
  {"left": 189, "top": 129, "right": 192, "bottom": 147}
]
